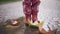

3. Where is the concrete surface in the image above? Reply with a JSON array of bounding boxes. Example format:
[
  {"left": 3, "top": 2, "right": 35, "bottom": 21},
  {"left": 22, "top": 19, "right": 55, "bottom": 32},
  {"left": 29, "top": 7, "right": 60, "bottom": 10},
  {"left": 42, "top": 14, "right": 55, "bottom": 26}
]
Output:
[
  {"left": 0, "top": 0, "right": 60, "bottom": 21},
  {"left": 0, "top": 1, "right": 24, "bottom": 21},
  {"left": 0, "top": 0, "right": 60, "bottom": 34}
]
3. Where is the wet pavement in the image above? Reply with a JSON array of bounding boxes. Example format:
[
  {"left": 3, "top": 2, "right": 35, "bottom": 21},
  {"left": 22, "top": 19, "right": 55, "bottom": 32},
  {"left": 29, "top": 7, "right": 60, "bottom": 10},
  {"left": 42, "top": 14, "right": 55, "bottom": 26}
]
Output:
[
  {"left": 0, "top": 17, "right": 39, "bottom": 34},
  {"left": 0, "top": 24, "right": 39, "bottom": 34},
  {"left": 0, "top": 25, "right": 8, "bottom": 34},
  {"left": 0, "top": 22, "right": 60, "bottom": 34}
]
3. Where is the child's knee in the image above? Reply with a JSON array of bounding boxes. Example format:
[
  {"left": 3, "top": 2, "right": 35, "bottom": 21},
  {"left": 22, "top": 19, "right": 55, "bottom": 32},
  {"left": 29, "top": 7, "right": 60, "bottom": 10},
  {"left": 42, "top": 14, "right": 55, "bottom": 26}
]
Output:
[{"left": 24, "top": 6, "right": 31, "bottom": 15}]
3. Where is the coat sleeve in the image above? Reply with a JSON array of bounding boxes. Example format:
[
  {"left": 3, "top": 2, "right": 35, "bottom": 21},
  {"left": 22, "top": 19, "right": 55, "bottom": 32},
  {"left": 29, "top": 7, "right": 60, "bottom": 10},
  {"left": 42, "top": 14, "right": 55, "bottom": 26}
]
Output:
[
  {"left": 23, "top": 0, "right": 31, "bottom": 6},
  {"left": 32, "top": 0, "right": 41, "bottom": 7}
]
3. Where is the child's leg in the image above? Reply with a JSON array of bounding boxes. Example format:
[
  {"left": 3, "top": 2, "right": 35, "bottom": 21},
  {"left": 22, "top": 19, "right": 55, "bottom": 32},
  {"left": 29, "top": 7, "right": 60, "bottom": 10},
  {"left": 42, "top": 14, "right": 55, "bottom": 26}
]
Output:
[
  {"left": 32, "top": 7, "right": 38, "bottom": 22},
  {"left": 31, "top": 0, "right": 40, "bottom": 22},
  {"left": 32, "top": 13, "right": 38, "bottom": 22},
  {"left": 23, "top": 0, "right": 32, "bottom": 26},
  {"left": 25, "top": 14, "right": 31, "bottom": 24},
  {"left": 24, "top": 6, "right": 31, "bottom": 24}
]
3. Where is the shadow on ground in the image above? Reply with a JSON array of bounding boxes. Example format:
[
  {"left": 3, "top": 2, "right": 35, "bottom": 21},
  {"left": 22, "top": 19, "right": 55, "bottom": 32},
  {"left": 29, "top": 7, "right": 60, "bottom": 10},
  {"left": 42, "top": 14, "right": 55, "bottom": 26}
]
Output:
[
  {"left": 0, "top": 16, "right": 39, "bottom": 34},
  {"left": 0, "top": 16, "right": 60, "bottom": 34}
]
